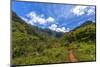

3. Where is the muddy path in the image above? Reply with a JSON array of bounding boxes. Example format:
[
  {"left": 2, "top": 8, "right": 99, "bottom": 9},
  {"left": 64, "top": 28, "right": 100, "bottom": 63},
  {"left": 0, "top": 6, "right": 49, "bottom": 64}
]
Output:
[{"left": 68, "top": 49, "right": 78, "bottom": 62}]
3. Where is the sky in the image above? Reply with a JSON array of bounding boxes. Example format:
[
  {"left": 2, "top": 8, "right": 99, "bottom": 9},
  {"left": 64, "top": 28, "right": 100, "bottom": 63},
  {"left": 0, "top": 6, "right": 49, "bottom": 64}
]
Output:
[{"left": 12, "top": 1, "right": 96, "bottom": 32}]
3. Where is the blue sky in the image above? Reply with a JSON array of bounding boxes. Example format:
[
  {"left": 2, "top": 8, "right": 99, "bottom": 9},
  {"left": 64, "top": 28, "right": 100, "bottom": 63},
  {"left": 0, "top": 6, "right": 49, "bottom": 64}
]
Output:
[{"left": 12, "top": 1, "right": 96, "bottom": 32}]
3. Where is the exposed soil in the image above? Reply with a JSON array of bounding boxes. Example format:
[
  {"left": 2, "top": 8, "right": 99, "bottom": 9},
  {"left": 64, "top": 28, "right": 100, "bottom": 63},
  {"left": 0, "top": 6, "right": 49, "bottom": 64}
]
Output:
[{"left": 68, "top": 49, "right": 78, "bottom": 62}]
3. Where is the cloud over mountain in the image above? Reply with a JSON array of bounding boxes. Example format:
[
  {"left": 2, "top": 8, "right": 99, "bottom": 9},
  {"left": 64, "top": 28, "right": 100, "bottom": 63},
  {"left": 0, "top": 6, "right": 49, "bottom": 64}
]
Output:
[
  {"left": 23, "top": 11, "right": 55, "bottom": 25},
  {"left": 71, "top": 6, "right": 95, "bottom": 16},
  {"left": 49, "top": 24, "right": 70, "bottom": 32},
  {"left": 13, "top": 2, "right": 95, "bottom": 33}
]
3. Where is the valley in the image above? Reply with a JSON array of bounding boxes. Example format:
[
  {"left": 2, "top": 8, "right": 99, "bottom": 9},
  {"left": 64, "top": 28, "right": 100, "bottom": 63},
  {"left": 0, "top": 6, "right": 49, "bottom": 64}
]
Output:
[{"left": 12, "top": 12, "right": 96, "bottom": 65}]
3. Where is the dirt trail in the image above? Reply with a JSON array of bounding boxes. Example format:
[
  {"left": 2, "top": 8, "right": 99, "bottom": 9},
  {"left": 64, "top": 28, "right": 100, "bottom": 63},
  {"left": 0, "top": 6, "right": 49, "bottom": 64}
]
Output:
[{"left": 68, "top": 49, "right": 78, "bottom": 62}]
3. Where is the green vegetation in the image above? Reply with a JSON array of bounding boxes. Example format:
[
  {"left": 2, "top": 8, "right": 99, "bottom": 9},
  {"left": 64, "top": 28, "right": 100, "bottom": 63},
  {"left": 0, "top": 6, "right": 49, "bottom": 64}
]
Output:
[
  {"left": 12, "top": 12, "right": 96, "bottom": 65},
  {"left": 61, "top": 21, "right": 96, "bottom": 62},
  {"left": 67, "top": 42, "right": 96, "bottom": 61},
  {"left": 12, "top": 12, "right": 68, "bottom": 65},
  {"left": 12, "top": 47, "right": 68, "bottom": 65}
]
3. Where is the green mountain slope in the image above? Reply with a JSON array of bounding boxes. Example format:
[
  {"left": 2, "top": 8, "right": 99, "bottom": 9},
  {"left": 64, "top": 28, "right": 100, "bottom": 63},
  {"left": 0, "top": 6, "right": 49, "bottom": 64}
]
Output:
[
  {"left": 61, "top": 21, "right": 96, "bottom": 61},
  {"left": 12, "top": 12, "right": 96, "bottom": 65},
  {"left": 62, "top": 21, "right": 96, "bottom": 44},
  {"left": 12, "top": 12, "right": 63, "bottom": 37},
  {"left": 12, "top": 12, "right": 68, "bottom": 65},
  {"left": 12, "top": 12, "right": 57, "bottom": 57}
]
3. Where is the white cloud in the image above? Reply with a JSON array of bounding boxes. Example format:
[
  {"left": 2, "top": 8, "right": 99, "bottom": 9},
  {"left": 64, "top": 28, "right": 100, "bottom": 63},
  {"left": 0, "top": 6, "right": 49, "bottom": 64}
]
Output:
[
  {"left": 49, "top": 24, "right": 70, "bottom": 32},
  {"left": 72, "top": 6, "right": 87, "bottom": 16},
  {"left": 25, "top": 11, "right": 55, "bottom": 25},
  {"left": 49, "top": 24, "right": 57, "bottom": 31},
  {"left": 21, "top": 11, "right": 70, "bottom": 32},
  {"left": 71, "top": 6, "right": 95, "bottom": 16},
  {"left": 65, "top": 28, "right": 70, "bottom": 32},
  {"left": 87, "top": 6, "right": 95, "bottom": 15},
  {"left": 46, "top": 17, "right": 55, "bottom": 22},
  {"left": 56, "top": 27, "right": 66, "bottom": 32}
]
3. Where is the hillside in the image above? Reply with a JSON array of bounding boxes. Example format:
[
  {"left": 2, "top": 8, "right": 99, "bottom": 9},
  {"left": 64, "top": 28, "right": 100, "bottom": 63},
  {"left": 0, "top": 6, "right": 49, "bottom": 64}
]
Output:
[
  {"left": 62, "top": 21, "right": 96, "bottom": 44},
  {"left": 12, "top": 11, "right": 96, "bottom": 65},
  {"left": 12, "top": 12, "right": 63, "bottom": 38},
  {"left": 61, "top": 21, "right": 96, "bottom": 62},
  {"left": 12, "top": 12, "right": 68, "bottom": 65}
]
